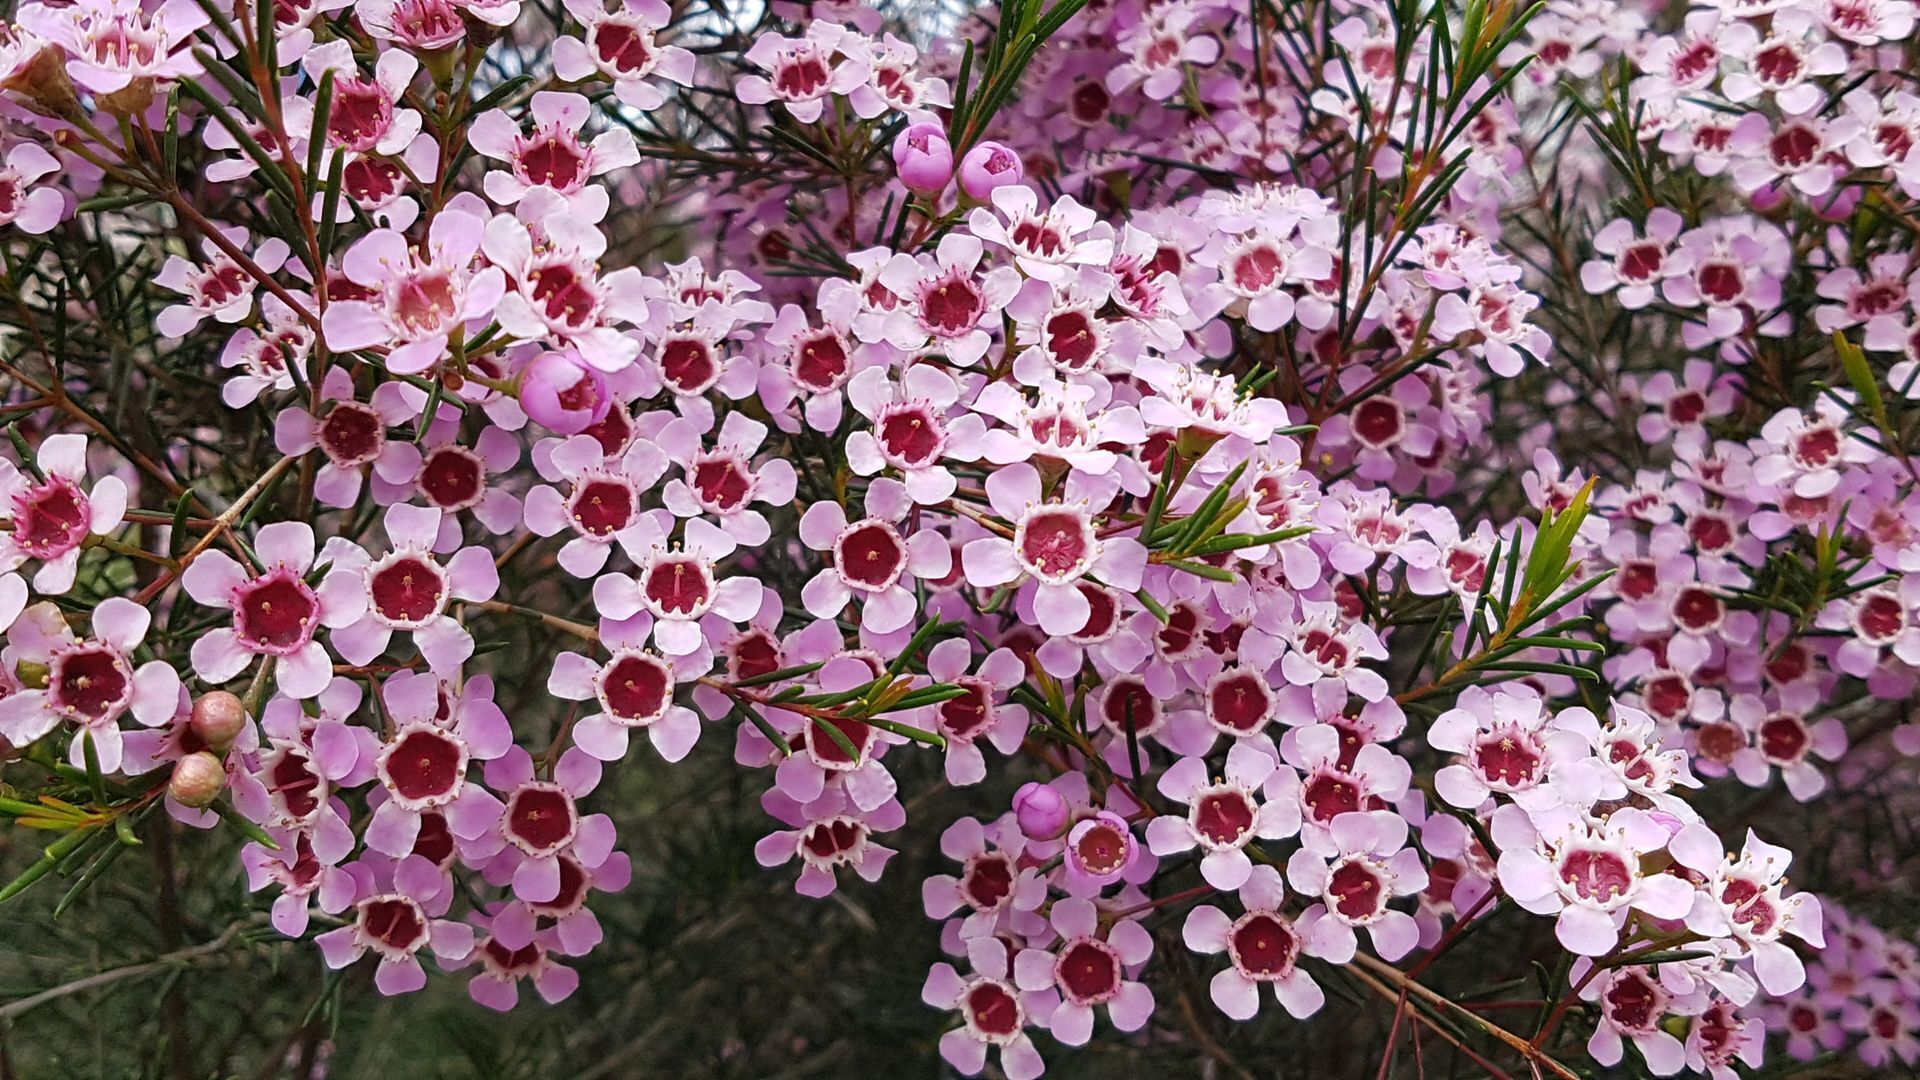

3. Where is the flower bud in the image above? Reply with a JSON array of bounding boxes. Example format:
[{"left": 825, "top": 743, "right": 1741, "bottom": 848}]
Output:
[
  {"left": 1013, "top": 781, "right": 1069, "bottom": 840},
  {"left": 168, "top": 751, "right": 227, "bottom": 808},
  {"left": 892, "top": 122, "right": 954, "bottom": 194},
  {"left": 958, "top": 141, "right": 1023, "bottom": 201},
  {"left": 518, "top": 350, "right": 612, "bottom": 436},
  {"left": 190, "top": 691, "right": 247, "bottom": 752}
]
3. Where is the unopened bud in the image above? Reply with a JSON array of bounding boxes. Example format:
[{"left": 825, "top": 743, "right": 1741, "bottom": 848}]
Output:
[
  {"left": 190, "top": 691, "right": 247, "bottom": 752},
  {"left": 168, "top": 751, "right": 227, "bottom": 808},
  {"left": 1014, "top": 781, "right": 1069, "bottom": 841}
]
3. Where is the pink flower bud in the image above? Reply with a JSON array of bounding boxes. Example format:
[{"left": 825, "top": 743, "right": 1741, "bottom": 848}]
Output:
[
  {"left": 168, "top": 751, "right": 228, "bottom": 808},
  {"left": 190, "top": 691, "right": 247, "bottom": 752},
  {"left": 958, "top": 141, "right": 1024, "bottom": 201},
  {"left": 1014, "top": 781, "right": 1069, "bottom": 840},
  {"left": 518, "top": 350, "right": 612, "bottom": 435},
  {"left": 892, "top": 122, "right": 953, "bottom": 194}
]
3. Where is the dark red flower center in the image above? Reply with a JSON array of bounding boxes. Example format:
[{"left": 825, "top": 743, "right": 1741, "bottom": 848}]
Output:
[
  {"left": 318, "top": 403, "right": 385, "bottom": 467},
  {"left": 517, "top": 133, "right": 587, "bottom": 191},
  {"left": 800, "top": 816, "right": 866, "bottom": 861},
  {"left": 1351, "top": 398, "right": 1403, "bottom": 447},
  {"left": 691, "top": 456, "right": 752, "bottom": 511},
  {"left": 13, "top": 476, "right": 90, "bottom": 558},
  {"left": 1100, "top": 677, "right": 1157, "bottom": 732},
  {"left": 51, "top": 646, "right": 130, "bottom": 720},
  {"left": 1207, "top": 671, "right": 1271, "bottom": 733},
  {"left": 1193, "top": 787, "right": 1257, "bottom": 847},
  {"left": 268, "top": 749, "right": 323, "bottom": 820},
  {"left": 938, "top": 680, "right": 994, "bottom": 741},
  {"left": 382, "top": 727, "right": 465, "bottom": 803},
  {"left": 659, "top": 337, "right": 719, "bottom": 394},
  {"left": 1329, "top": 859, "right": 1387, "bottom": 920},
  {"left": 593, "top": 22, "right": 654, "bottom": 72},
  {"left": 920, "top": 273, "right": 984, "bottom": 335},
  {"left": 1230, "top": 912, "right": 1298, "bottom": 979},
  {"left": 1073, "top": 820, "right": 1129, "bottom": 875},
  {"left": 235, "top": 570, "right": 320, "bottom": 653},
  {"left": 370, "top": 554, "right": 448, "bottom": 625},
  {"left": 1046, "top": 310, "right": 1100, "bottom": 370},
  {"left": 1302, "top": 770, "right": 1361, "bottom": 822},
  {"left": 835, "top": 521, "right": 907, "bottom": 590},
  {"left": 361, "top": 896, "right": 428, "bottom": 953},
  {"left": 1018, "top": 508, "right": 1093, "bottom": 580},
  {"left": 877, "top": 405, "right": 943, "bottom": 466},
  {"left": 964, "top": 981, "right": 1021, "bottom": 1038},
  {"left": 1474, "top": 730, "right": 1544, "bottom": 787},
  {"left": 1057, "top": 939, "right": 1121, "bottom": 1002},
  {"left": 961, "top": 852, "right": 1014, "bottom": 910},
  {"left": 1559, "top": 848, "right": 1633, "bottom": 902},
  {"left": 506, "top": 784, "right": 576, "bottom": 853},
  {"left": 569, "top": 478, "right": 635, "bottom": 537},
  {"left": 418, "top": 447, "right": 484, "bottom": 509},
  {"left": 792, "top": 331, "right": 849, "bottom": 390},
  {"left": 1603, "top": 972, "right": 1663, "bottom": 1032},
  {"left": 1759, "top": 713, "right": 1810, "bottom": 763},
  {"left": 601, "top": 653, "right": 671, "bottom": 723},
  {"left": 643, "top": 555, "right": 713, "bottom": 615}
]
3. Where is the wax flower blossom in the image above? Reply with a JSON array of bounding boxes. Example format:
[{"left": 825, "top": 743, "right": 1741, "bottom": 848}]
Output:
[
  {"left": 323, "top": 504, "right": 502, "bottom": 674},
  {"left": 182, "top": 522, "right": 357, "bottom": 699},
  {"left": 322, "top": 202, "right": 507, "bottom": 375}
]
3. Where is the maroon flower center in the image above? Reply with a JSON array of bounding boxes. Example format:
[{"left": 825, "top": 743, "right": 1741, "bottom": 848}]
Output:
[
  {"left": 1671, "top": 586, "right": 1723, "bottom": 632},
  {"left": 1759, "top": 714, "right": 1810, "bottom": 763},
  {"left": 1351, "top": 398, "right": 1403, "bottom": 447},
  {"left": 1231, "top": 244, "right": 1286, "bottom": 293},
  {"left": 1687, "top": 513, "right": 1734, "bottom": 553},
  {"left": 529, "top": 855, "right": 591, "bottom": 917},
  {"left": 581, "top": 407, "right": 633, "bottom": 457},
  {"left": 1768, "top": 123, "right": 1820, "bottom": 169},
  {"left": 920, "top": 273, "right": 984, "bottom": 336},
  {"left": 517, "top": 133, "right": 587, "bottom": 191},
  {"left": 1073, "top": 820, "right": 1129, "bottom": 875},
  {"left": 235, "top": 570, "right": 320, "bottom": 653},
  {"left": 938, "top": 680, "right": 994, "bottom": 741},
  {"left": 727, "top": 629, "right": 781, "bottom": 682},
  {"left": 593, "top": 22, "right": 655, "bottom": 72},
  {"left": 1791, "top": 425, "right": 1841, "bottom": 468},
  {"left": 1069, "top": 80, "right": 1110, "bottom": 124},
  {"left": 965, "top": 981, "right": 1022, "bottom": 1038},
  {"left": 1229, "top": 912, "right": 1298, "bottom": 979},
  {"left": 801, "top": 817, "right": 867, "bottom": 863},
  {"left": 370, "top": 554, "right": 448, "bottom": 626},
  {"left": 877, "top": 405, "right": 943, "bottom": 467},
  {"left": 1473, "top": 730, "right": 1544, "bottom": 787},
  {"left": 51, "top": 645, "right": 131, "bottom": 720},
  {"left": 13, "top": 476, "right": 90, "bottom": 558},
  {"left": 483, "top": 938, "right": 542, "bottom": 974},
  {"left": 318, "top": 403, "right": 385, "bottom": 467},
  {"left": 1445, "top": 546, "right": 1488, "bottom": 592},
  {"left": 690, "top": 456, "right": 752, "bottom": 511},
  {"left": 413, "top": 809, "right": 456, "bottom": 866},
  {"left": 1666, "top": 389, "right": 1707, "bottom": 425},
  {"left": 961, "top": 852, "right": 1014, "bottom": 910},
  {"left": 197, "top": 263, "right": 249, "bottom": 308},
  {"left": 773, "top": 54, "right": 830, "bottom": 98},
  {"left": 506, "top": 784, "right": 577, "bottom": 854},
  {"left": 391, "top": 270, "right": 457, "bottom": 336},
  {"left": 659, "top": 337, "right": 719, "bottom": 394},
  {"left": 1057, "top": 939, "right": 1121, "bottom": 1003},
  {"left": 1671, "top": 40, "right": 1719, "bottom": 85},
  {"left": 1100, "top": 677, "right": 1158, "bottom": 732},
  {"left": 1789, "top": 1005, "right": 1821, "bottom": 1033},
  {"left": 600, "top": 653, "right": 671, "bottom": 723},
  {"left": 382, "top": 727, "right": 466, "bottom": 804},
  {"left": 1559, "top": 848, "right": 1634, "bottom": 902},
  {"left": 1694, "top": 721, "right": 1744, "bottom": 763},
  {"left": 790, "top": 331, "right": 849, "bottom": 391},
  {"left": 1857, "top": 591, "right": 1906, "bottom": 643},
  {"left": 1017, "top": 508, "right": 1093, "bottom": 581},
  {"left": 268, "top": 749, "right": 323, "bottom": 821},
  {"left": 361, "top": 896, "right": 428, "bottom": 953},
  {"left": 1207, "top": 671, "right": 1271, "bottom": 733},
  {"left": 1045, "top": 310, "right": 1100, "bottom": 370},
  {"left": 1329, "top": 859, "right": 1387, "bottom": 920},
  {"left": 834, "top": 521, "right": 907, "bottom": 591},
  {"left": 1873, "top": 1008, "right": 1902, "bottom": 1041},
  {"left": 1696, "top": 261, "right": 1745, "bottom": 305},
  {"left": 643, "top": 555, "right": 713, "bottom": 616},
  {"left": 805, "top": 717, "right": 873, "bottom": 767},
  {"left": 1072, "top": 584, "right": 1119, "bottom": 642},
  {"left": 1753, "top": 41, "right": 1803, "bottom": 84},
  {"left": 1192, "top": 786, "right": 1257, "bottom": 847},
  {"left": 328, "top": 81, "right": 391, "bottom": 150},
  {"left": 1009, "top": 218, "right": 1067, "bottom": 257},
  {"left": 569, "top": 478, "right": 635, "bottom": 537},
  {"left": 1302, "top": 770, "right": 1361, "bottom": 822},
  {"left": 1300, "top": 628, "right": 1351, "bottom": 670},
  {"left": 1618, "top": 242, "right": 1665, "bottom": 282},
  {"left": 344, "top": 157, "right": 404, "bottom": 204},
  {"left": 529, "top": 263, "right": 598, "bottom": 327},
  {"left": 418, "top": 447, "right": 485, "bottom": 509}
]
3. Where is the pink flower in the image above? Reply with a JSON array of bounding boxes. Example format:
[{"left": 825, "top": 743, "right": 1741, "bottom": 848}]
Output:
[
  {"left": 461, "top": 924, "right": 580, "bottom": 1011},
  {"left": 0, "top": 141, "right": 65, "bottom": 234},
  {"left": 0, "top": 599, "right": 180, "bottom": 771},
  {"left": 922, "top": 937, "right": 1051, "bottom": 1080},
  {"left": 960, "top": 463, "right": 1147, "bottom": 636},
  {"left": 1146, "top": 741, "right": 1298, "bottom": 890},
  {"left": 734, "top": 24, "right": 868, "bottom": 124},
  {"left": 321, "top": 202, "right": 507, "bottom": 375},
  {"left": 548, "top": 616, "right": 703, "bottom": 763},
  {"left": 1012, "top": 899, "right": 1155, "bottom": 1045},
  {"left": 1285, "top": 814, "right": 1427, "bottom": 962},
  {"left": 470, "top": 93, "right": 639, "bottom": 222},
  {"left": 518, "top": 349, "right": 614, "bottom": 435},
  {"left": 920, "top": 639, "right": 1031, "bottom": 786},
  {"left": 552, "top": 0, "right": 696, "bottom": 112},
  {"left": 1182, "top": 865, "right": 1326, "bottom": 1020},
  {"left": 17, "top": 0, "right": 206, "bottom": 100},
  {"left": 1670, "top": 825, "right": 1825, "bottom": 993},
  {"left": 274, "top": 369, "right": 422, "bottom": 508},
  {"left": 1495, "top": 806, "right": 1699, "bottom": 956},
  {"left": 315, "top": 857, "right": 476, "bottom": 995},
  {"left": 467, "top": 746, "right": 614, "bottom": 904},
  {"left": 302, "top": 42, "right": 423, "bottom": 158},
  {"left": 323, "top": 504, "right": 500, "bottom": 673},
  {"left": 877, "top": 233, "right": 1023, "bottom": 366},
  {"left": 593, "top": 515, "right": 762, "bottom": 655},
  {"left": 658, "top": 412, "right": 799, "bottom": 546},
  {"left": 182, "top": 521, "right": 353, "bottom": 699},
  {"left": 754, "top": 783, "right": 904, "bottom": 897},
  {"left": 968, "top": 187, "right": 1111, "bottom": 283},
  {"left": 799, "top": 478, "right": 951, "bottom": 634},
  {"left": 524, "top": 434, "right": 669, "bottom": 577},
  {"left": 481, "top": 198, "right": 647, "bottom": 370},
  {"left": 0, "top": 433, "right": 127, "bottom": 595}
]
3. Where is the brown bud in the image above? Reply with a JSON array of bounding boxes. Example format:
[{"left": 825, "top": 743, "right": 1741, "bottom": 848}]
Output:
[
  {"left": 168, "top": 751, "right": 227, "bottom": 808},
  {"left": 190, "top": 691, "right": 248, "bottom": 752}
]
